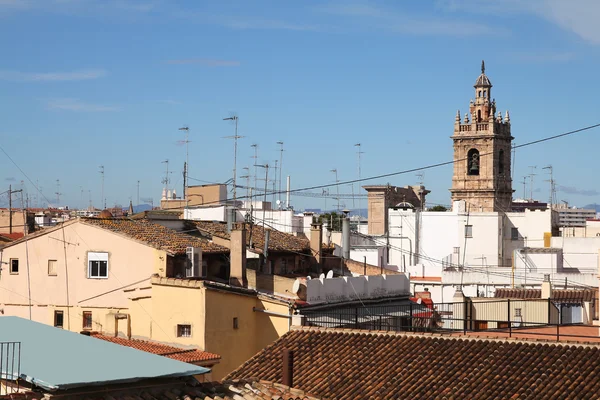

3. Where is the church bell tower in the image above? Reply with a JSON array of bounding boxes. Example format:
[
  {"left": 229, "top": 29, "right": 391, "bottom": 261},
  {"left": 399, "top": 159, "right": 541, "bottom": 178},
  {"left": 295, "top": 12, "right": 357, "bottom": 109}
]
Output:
[{"left": 450, "top": 61, "right": 513, "bottom": 212}]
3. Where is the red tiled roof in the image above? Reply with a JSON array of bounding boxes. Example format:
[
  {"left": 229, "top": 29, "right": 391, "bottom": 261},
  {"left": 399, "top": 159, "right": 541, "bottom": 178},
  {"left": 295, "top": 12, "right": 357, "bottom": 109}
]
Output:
[
  {"left": 193, "top": 221, "right": 310, "bottom": 253},
  {"left": 0, "top": 379, "right": 320, "bottom": 399},
  {"left": 227, "top": 327, "right": 600, "bottom": 399},
  {"left": 0, "top": 232, "right": 24, "bottom": 241},
  {"left": 90, "top": 333, "right": 221, "bottom": 363},
  {"left": 82, "top": 218, "right": 228, "bottom": 255},
  {"left": 495, "top": 288, "right": 596, "bottom": 302},
  {"left": 410, "top": 276, "right": 442, "bottom": 282}
]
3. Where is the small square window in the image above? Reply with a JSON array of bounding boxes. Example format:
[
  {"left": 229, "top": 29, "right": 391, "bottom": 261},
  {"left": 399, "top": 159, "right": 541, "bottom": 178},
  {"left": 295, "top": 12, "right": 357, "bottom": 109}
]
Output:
[
  {"left": 465, "top": 225, "right": 473, "bottom": 238},
  {"left": 233, "top": 317, "right": 239, "bottom": 329},
  {"left": 177, "top": 324, "right": 192, "bottom": 337},
  {"left": 82, "top": 311, "right": 92, "bottom": 330},
  {"left": 54, "top": 311, "right": 64, "bottom": 328},
  {"left": 10, "top": 259, "right": 19, "bottom": 274},
  {"left": 48, "top": 260, "right": 57, "bottom": 276},
  {"left": 511, "top": 228, "right": 519, "bottom": 241}
]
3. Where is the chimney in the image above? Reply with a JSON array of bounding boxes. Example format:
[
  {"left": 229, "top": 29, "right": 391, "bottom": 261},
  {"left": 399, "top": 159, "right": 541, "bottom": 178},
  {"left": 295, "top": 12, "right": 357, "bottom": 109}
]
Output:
[
  {"left": 310, "top": 222, "right": 323, "bottom": 267},
  {"left": 342, "top": 217, "right": 350, "bottom": 260},
  {"left": 282, "top": 349, "right": 294, "bottom": 388},
  {"left": 229, "top": 222, "right": 247, "bottom": 288},
  {"left": 541, "top": 274, "right": 552, "bottom": 299}
]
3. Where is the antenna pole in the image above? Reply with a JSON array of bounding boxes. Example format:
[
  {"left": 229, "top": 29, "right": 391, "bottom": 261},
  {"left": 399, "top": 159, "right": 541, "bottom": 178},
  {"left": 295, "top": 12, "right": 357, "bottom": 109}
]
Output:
[
  {"left": 273, "top": 160, "right": 278, "bottom": 206},
  {"left": 331, "top": 169, "right": 340, "bottom": 212},
  {"left": 55, "top": 179, "right": 61, "bottom": 206},
  {"left": 178, "top": 126, "right": 190, "bottom": 206},
  {"left": 527, "top": 165, "right": 537, "bottom": 202},
  {"left": 137, "top": 180, "right": 140, "bottom": 207},
  {"left": 277, "top": 141, "right": 284, "bottom": 207},
  {"left": 223, "top": 116, "right": 244, "bottom": 210},
  {"left": 99, "top": 165, "right": 105, "bottom": 209},
  {"left": 251, "top": 144, "right": 258, "bottom": 204}
]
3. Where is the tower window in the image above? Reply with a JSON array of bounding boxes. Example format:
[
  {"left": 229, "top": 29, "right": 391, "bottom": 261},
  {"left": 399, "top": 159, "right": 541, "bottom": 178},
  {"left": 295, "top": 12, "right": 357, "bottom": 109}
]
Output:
[
  {"left": 477, "top": 110, "right": 481, "bottom": 122},
  {"left": 467, "top": 149, "right": 480, "bottom": 176},
  {"left": 483, "top": 90, "right": 487, "bottom": 98},
  {"left": 499, "top": 149, "right": 505, "bottom": 174},
  {"left": 478, "top": 90, "right": 482, "bottom": 98}
]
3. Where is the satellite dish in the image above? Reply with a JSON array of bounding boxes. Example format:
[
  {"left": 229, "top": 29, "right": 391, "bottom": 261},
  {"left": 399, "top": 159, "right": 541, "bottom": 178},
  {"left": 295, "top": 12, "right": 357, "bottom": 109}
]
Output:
[
  {"left": 292, "top": 279, "right": 300, "bottom": 294},
  {"left": 306, "top": 276, "right": 312, "bottom": 280},
  {"left": 319, "top": 273, "right": 325, "bottom": 279},
  {"left": 326, "top": 270, "right": 334, "bottom": 279}
]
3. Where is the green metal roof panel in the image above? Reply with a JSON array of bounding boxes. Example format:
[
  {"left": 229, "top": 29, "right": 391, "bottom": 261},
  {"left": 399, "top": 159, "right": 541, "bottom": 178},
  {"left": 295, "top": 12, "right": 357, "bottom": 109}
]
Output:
[{"left": 0, "top": 317, "right": 209, "bottom": 391}]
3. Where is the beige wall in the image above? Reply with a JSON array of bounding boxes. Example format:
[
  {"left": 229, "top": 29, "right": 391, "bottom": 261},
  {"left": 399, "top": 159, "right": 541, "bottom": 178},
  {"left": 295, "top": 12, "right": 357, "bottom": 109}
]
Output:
[
  {"left": 0, "top": 221, "right": 166, "bottom": 333},
  {"left": 0, "top": 210, "right": 27, "bottom": 234},
  {"left": 469, "top": 299, "right": 559, "bottom": 329},
  {"left": 161, "top": 185, "right": 227, "bottom": 210},
  {"left": 143, "top": 277, "right": 291, "bottom": 380}
]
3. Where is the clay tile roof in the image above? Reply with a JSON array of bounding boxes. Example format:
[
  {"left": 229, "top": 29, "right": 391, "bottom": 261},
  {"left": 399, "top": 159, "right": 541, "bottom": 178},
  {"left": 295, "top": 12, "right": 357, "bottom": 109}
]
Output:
[
  {"left": 90, "top": 333, "right": 221, "bottom": 363},
  {"left": 82, "top": 218, "right": 228, "bottom": 255},
  {"left": 0, "top": 379, "right": 321, "bottom": 400},
  {"left": 495, "top": 288, "right": 596, "bottom": 302},
  {"left": 0, "top": 232, "right": 25, "bottom": 242},
  {"left": 193, "top": 221, "right": 310, "bottom": 254},
  {"left": 227, "top": 328, "right": 600, "bottom": 400}
]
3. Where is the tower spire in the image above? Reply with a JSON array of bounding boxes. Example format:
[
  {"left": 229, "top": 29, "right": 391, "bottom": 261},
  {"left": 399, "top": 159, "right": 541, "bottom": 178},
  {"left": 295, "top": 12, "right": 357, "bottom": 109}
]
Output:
[{"left": 481, "top": 60, "right": 485, "bottom": 74}]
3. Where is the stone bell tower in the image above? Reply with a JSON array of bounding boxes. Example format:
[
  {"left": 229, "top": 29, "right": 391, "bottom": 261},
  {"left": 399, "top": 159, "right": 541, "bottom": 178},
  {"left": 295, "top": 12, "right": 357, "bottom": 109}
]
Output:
[{"left": 450, "top": 61, "right": 513, "bottom": 212}]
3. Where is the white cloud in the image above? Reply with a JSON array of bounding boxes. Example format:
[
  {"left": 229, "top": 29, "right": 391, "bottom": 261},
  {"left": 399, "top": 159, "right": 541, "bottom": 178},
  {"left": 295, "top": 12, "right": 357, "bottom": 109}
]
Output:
[
  {"left": 437, "top": 0, "right": 600, "bottom": 45},
  {"left": 317, "top": 3, "right": 503, "bottom": 37},
  {"left": 46, "top": 98, "right": 119, "bottom": 112},
  {"left": 166, "top": 58, "right": 240, "bottom": 67},
  {"left": 0, "top": 69, "right": 107, "bottom": 82}
]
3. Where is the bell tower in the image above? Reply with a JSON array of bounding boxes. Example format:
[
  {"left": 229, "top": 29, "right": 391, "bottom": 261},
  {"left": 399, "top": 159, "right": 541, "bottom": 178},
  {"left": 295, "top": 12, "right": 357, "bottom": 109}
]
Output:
[{"left": 450, "top": 61, "right": 513, "bottom": 212}]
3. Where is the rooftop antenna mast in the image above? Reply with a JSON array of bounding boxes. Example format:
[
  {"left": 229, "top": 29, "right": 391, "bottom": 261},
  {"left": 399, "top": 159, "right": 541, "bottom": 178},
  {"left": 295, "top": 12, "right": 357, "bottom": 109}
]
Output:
[
  {"left": 223, "top": 115, "right": 244, "bottom": 209},
  {"left": 99, "top": 165, "right": 105, "bottom": 209},
  {"left": 542, "top": 165, "right": 556, "bottom": 208},
  {"left": 178, "top": 126, "right": 190, "bottom": 205},
  {"left": 527, "top": 165, "right": 537, "bottom": 201},
  {"left": 354, "top": 143, "right": 364, "bottom": 217},
  {"left": 251, "top": 144, "right": 258, "bottom": 203},
  {"left": 277, "top": 141, "right": 284, "bottom": 205},
  {"left": 255, "top": 163, "right": 269, "bottom": 231},
  {"left": 520, "top": 177, "right": 527, "bottom": 200},
  {"left": 330, "top": 169, "right": 340, "bottom": 212},
  {"left": 240, "top": 167, "right": 251, "bottom": 204},
  {"left": 55, "top": 179, "right": 61, "bottom": 205},
  {"left": 161, "top": 159, "right": 170, "bottom": 196},
  {"left": 136, "top": 180, "right": 140, "bottom": 207},
  {"left": 272, "top": 159, "right": 278, "bottom": 206},
  {"left": 416, "top": 171, "right": 425, "bottom": 186}
]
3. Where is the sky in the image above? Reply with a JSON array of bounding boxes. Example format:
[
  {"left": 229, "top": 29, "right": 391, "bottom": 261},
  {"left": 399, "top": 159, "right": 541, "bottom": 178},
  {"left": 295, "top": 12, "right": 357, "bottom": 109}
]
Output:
[{"left": 1, "top": 0, "right": 599, "bottom": 211}]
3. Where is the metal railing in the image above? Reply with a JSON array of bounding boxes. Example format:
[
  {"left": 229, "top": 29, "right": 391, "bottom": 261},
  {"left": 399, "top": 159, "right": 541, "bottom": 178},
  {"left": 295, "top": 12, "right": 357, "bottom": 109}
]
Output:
[
  {"left": 0, "top": 342, "right": 21, "bottom": 395},
  {"left": 302, "top": 298, "right": 600, "bottom": 342}
]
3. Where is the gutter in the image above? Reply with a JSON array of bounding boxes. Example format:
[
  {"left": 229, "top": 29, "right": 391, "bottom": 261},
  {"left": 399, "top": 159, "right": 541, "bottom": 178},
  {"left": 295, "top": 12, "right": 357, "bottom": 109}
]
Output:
[{"left": 252, "top": 307, "right": 292, "bottom": 319}]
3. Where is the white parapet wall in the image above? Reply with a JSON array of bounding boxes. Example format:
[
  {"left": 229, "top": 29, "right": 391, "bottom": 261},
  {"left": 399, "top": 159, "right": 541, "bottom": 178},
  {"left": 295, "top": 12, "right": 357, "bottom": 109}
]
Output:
[{"left": 306, "top": 274, "right": 410, "bottom": 304}]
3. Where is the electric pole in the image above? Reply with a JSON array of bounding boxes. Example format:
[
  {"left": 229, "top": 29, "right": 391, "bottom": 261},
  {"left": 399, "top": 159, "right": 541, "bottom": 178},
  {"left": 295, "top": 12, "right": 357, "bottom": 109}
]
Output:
[{"left": 223, "top": 115, "right": 244, "bottom": 209}]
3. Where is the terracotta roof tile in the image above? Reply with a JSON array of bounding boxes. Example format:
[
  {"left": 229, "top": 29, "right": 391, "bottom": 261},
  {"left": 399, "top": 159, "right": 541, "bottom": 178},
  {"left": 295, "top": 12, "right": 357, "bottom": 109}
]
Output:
[
  {"left": 495, "top": 288, "right": 596, "bottom": 302},
  {"left": 193, "top": 221, "right": 310, "bottom": 254},
  {"left": 0, "top": 379, "right": 321, "bottom": 400},
  {"left": 227, "top": 327, "right": 600, "bottom": 399},
  {"left": 82, "top": 218, "right": 228, "bottom": 255},
  {"left": 90, "top": 333, "right": 221, "bottom": 363}
]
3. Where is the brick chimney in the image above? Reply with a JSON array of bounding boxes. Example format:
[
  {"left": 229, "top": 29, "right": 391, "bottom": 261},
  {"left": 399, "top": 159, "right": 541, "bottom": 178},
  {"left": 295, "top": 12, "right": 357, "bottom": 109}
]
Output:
[
  {"left": 230, "top": 222, "right": 247, "bottom": 288},
  {"left": 310, "top": 222, "right": 322, "bottom": 266}
]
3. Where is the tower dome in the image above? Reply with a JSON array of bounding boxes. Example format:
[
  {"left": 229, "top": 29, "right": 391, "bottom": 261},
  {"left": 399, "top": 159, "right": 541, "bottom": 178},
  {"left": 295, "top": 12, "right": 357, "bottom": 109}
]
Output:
[
  {"left": 474, "top": 60, "right": 492, "bottom": 87},
  {"left": 98, "top": 209, "right": 113, "bottom": 219}
]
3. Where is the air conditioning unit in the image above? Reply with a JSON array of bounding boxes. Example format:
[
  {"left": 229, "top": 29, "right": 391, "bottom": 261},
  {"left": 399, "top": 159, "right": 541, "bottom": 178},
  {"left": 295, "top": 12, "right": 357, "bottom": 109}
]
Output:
[{"left": 185, "top": 247, "right": 204, "bottom": 278}]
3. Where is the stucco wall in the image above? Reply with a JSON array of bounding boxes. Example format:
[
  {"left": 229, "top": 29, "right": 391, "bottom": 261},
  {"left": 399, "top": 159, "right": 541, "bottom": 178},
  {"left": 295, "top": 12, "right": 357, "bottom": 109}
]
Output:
[{"left": 0, "top": 221, "right": 165, "bottom": 332}]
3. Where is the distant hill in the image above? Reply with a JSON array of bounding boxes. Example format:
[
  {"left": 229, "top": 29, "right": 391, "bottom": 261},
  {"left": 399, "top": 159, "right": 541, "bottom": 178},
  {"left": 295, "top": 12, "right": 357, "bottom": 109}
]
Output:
[
  {"left": 582, "top": 204, "right": 600, "bottom": 213},
  {"left": 125, "top": 204, "right": 153, "bottom": 214}
]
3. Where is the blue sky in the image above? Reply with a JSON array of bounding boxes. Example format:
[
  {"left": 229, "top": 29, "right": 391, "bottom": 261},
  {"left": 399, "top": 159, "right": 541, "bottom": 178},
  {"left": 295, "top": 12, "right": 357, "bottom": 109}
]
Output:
[{"left": 1, "top": 0, "right": 599, "bottom": 210}]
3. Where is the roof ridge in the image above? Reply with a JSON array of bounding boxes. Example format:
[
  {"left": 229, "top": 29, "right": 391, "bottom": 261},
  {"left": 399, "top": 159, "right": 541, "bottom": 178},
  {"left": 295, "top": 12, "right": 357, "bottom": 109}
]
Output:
[{"left": 288, "top": 325, "right": 600, "bottom": 348}]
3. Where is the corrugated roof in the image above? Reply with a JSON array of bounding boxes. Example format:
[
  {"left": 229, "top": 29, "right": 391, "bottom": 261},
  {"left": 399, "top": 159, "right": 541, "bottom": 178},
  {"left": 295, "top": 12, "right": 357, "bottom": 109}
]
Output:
[
  {"left": 0, "top": 317, "right": 208, "bottom": 391},
  {"left": 494, "top": 288, "right": 596, "bottom": 302},
  {"left": 90, "top": 333, "right": 221, "bottom": 363}
]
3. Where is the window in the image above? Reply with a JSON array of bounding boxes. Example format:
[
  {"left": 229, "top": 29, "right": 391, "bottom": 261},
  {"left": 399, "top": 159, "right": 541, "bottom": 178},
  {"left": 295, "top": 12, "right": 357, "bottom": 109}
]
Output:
[
  {"left": 467, "top": 149, "right": 480, "bottom": 176},
  {"left": 54, "top": 311, "right": 64, "bottom": 328},
  {"left": 82, "top": 311, "right": 92, "bottom": 330},
  {"left": 281, "top": 259, "right": 288, "bottom": 275},
  {"left": 233, "top": 317, "right": 239, "bottom": 330},
  {"left": 478, "top": 90, "right": 482, "bottom": 97},
  {"left": 465, "top": 225, "right": 473, "bottom": 238},
  {"left": 483, "top": 90, "right": 487, "bottom": 98},
  {"left": 477, "top": 110, "right": 481, "bottom": 122},
  {"left": 498, "top": 149, "right": 505, "bottom": 174},
  {"left": 511, "top": 227, "right": 519, "bottom": 241},
  {"left": 10, "top": 259, "right": 18, "bottom": 274},
  {"left": 177, "top": 324, "right": 192, "bottom": 337},
  {"left": 87, "top": 252, "right": 108, "bottom": 279},
  {"left": 515, "top": 308, "right": 522, "bottom": 318},
  {"left": 48, "top": 260, "right": 57, "bottom": 276}
]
